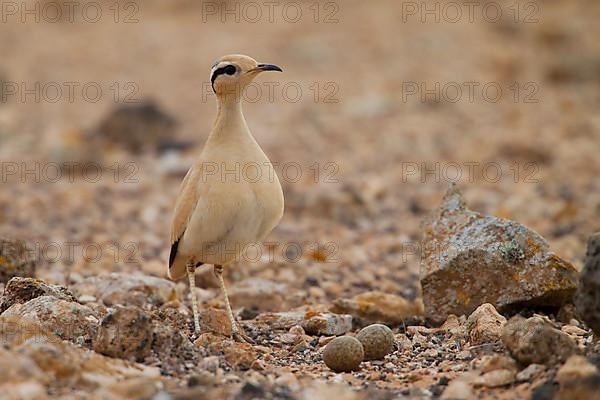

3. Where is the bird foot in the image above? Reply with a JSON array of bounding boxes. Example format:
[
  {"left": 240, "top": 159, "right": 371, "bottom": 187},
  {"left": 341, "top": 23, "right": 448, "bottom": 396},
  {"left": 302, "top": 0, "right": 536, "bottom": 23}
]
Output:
[{"left": 232, "top": 327, "right": 255, "bottom": 344}]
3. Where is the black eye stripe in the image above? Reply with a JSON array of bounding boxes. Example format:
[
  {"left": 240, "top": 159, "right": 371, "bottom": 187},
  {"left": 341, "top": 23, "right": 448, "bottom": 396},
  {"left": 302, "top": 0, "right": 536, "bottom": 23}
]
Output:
[{"left": 211, "top": 65, "right": 237, "bottom": 88}]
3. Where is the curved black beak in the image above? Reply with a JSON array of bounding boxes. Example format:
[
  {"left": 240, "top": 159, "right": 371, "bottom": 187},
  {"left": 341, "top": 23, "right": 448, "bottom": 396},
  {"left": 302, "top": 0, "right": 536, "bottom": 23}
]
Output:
[{"left": 256, "top": 63, "right": 283, "bottom": 72}]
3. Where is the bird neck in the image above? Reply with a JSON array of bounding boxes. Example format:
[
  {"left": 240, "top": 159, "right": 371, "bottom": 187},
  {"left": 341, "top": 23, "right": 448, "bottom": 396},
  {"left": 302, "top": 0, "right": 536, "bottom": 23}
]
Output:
[{"left": 208, "top": 94, "right": 252, "bottom": 144}]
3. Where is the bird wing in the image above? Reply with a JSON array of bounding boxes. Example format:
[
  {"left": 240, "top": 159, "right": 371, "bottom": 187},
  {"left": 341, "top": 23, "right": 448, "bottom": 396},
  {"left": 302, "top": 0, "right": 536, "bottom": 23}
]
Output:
[{"left": 169, "top": 163, "right": 202, "bottom": 269}]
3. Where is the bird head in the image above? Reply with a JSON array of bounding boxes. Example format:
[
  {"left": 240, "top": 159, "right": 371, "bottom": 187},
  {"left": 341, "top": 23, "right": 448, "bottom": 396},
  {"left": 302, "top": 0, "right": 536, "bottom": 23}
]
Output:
[{"left": 210, "top": 54, "right": 282, "bottom": 97}]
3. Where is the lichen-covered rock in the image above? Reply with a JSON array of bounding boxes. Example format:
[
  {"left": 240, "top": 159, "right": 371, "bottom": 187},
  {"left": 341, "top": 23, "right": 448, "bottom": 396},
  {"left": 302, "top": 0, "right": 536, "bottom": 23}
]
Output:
[
  {"left": 0, "top": 238, "right": 35, "bottom": 284},
  {"left": 502, "top": 315, "right": 578, "bottom": 366},
  {"left": 575, "top": 233, "right": 600, "bottom": 335},
  {"left": 72, "top": 273, "right": 177, "bottom": 309},
  {"left": 466, "top": 303, "right": 506, "bottom": 345},
  {"left": 421, "top": 185, "right": 578, "bottom": 323},
  {"left": 2, "top": 296, "right": 98, "bottom": 346},
  {"left": 331, "top": 291, "right": 424, "bottom": 325},
  {"left": 94, "top": 305, "right": 154, "bottom": 362},
  {"left": 0, "top": 277, "right": 77, "bottom": 314},
  {"left": 322, "top": 336, "right": 364, "bottom": 372}
]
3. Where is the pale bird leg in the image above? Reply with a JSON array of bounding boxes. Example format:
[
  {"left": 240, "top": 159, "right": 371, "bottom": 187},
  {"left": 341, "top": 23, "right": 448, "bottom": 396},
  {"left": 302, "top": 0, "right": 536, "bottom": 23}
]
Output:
[
  {"left": 187, "top": 263, "right": 201, "bottom": 334},
  {"left": 214, "top": 264, "right": 254, "bottom": 344}
]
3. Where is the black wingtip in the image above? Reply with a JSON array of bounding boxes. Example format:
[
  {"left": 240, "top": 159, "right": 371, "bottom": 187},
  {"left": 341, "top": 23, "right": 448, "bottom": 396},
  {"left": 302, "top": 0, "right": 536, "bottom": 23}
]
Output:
[{"left": 169, "top": 239, "right": 180, "bottom": 269}]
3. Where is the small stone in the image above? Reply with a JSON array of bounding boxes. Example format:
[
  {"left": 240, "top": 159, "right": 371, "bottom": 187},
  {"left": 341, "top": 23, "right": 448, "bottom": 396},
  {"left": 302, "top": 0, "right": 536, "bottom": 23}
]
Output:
[
  {"left": 478, "top": 355, "right": 517, "bottom": 373},
  {"left": 466, "top": 303, "right": 506, "bottom": 345},
  {"left": 441, "top": 380, "right": 473, "bottom": 400},
  {"left": 331, "top": 291, "right": 424, "bottom": 324},
  {"left": 473, "top": 369, "right": 515, "bottom": 388},
  {"left": 198, "top": 356, "right": 220, "bottom": 372},
  {"left": 575, "top": 233, "right": 600, "bottom": 335},
  {"left": 228, "top": 278, "right": 289, "bottom": 312},
  {"left": 256, "top": 311, "right": 352, "bottom": 336},
  {"left": 223, "top": 342, "right": 257, "bottom": 370},
  {"left": 199, "top": 308, "right": 232, "bottom": 337},
  {"left": 561, "top": 324, "right": 588, "bottom": 337},
  {"left": 439, "top": 314, "right": 467, "bottom": 338},
  {"left": 0, "top": 238, "right": 35, "bottom": 284},
  {"left": 395, "top": 334, "right": 412, "bottom": 351},
  {"left": 94, "top": 305, "right": 154, "bottom": 362},
  {"left": 322, "top": 336, "right": 364, "bottom": 372},
  {"left": 289, "top": 325, "right": 305, "bottom": 336},
  {"left": 556, "top": 355, "right": 598, "bottom": 386},
  {"left": 275, "top": 372, "right": 300, "bottom": 391},
  {"left": 516, "top": 364, "right": 545, "bottom": 382},
  {"left": 188, "top": 371, "right": 216, "bottom": 387},
  {"left": 356, "top": 324, "right": 395, "bottom": 360},
  {"left": 503, "top": 315, "right": 578, "bottom": 365}
]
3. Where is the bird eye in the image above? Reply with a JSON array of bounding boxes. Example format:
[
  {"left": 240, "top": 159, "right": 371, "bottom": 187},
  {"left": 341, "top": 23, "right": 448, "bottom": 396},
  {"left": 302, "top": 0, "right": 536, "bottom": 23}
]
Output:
[{"left": 224, "top": 65, "right": 236, "bottom": 75}]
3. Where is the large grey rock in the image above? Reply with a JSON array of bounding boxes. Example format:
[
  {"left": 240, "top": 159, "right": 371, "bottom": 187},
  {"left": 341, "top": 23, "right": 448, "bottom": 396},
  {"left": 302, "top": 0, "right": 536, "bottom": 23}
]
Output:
[
  {"left": 421, "top": 185, "right": 578, "bottom": 323},
  {"left": 72, "top": 272, "right": 177, "bottom": 309},
  {"left": 2, "top": 296, "right": 98, "bottom": 347},
  {"left": 575, "top": 233, "right": 600, "bottom": 334},
  {"left": 0, "top": 277, "right": 76, "bottom": 314},
  {"left": 0, "top": 238, "right": 35, "bottom": 284}
]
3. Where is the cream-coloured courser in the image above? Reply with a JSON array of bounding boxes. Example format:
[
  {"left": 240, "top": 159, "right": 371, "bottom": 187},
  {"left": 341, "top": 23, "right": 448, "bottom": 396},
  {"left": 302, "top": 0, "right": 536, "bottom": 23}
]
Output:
[{"left": 168, "top": 54, "right": 284, "bottom": 343}]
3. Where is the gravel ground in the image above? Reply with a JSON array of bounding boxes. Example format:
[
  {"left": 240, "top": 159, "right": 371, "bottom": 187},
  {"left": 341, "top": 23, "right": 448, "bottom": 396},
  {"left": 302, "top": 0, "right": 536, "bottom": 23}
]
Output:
[{"left": 0, "top": 0, "right": 599, "bottom": 399}]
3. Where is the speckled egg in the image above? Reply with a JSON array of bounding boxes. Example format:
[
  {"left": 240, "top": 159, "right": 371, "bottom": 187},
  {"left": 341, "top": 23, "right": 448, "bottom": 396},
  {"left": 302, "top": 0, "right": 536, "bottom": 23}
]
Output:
[
  {"left": 322, "top": 336, "right": 364, "bottom": 372},
  {"left": 356, "top": 324, "right": 395, "bottom": 360}
]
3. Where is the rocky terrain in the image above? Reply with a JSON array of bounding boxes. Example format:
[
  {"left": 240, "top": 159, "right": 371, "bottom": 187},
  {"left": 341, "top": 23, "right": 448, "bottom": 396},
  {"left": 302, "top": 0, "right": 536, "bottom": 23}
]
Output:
[{"left": 0, "top": 0, "right": 599, "bottom": 399}]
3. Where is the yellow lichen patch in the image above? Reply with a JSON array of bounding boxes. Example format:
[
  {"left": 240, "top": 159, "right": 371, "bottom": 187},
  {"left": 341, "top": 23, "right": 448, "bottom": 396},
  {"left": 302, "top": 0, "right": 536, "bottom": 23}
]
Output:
[
  {"left": 0, "top": 256, "right": 15, "bottom": 270},
  {"left": 456, "top": 289, "right": 471, "bottom": 306},
  {"left": 304, "top": 311, "right": 321, "bottom": 320}
]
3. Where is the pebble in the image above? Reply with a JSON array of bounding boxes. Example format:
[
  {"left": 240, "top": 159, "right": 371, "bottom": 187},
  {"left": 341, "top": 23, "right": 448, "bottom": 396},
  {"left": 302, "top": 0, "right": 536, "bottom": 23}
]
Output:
[
  {"left": 356, "top": 324, "right": 395, "bottom": 360},
  {"left": 556, "top": 355, "right": 598, "bottom": 386},
  {"left": 331, "top": 291, "right": 424, "bottom": 324},
  {"left": 473, "top": 369, "right": 515, "bottom": 388},
  {"left": 502, "top": 315, "right": 578, "bottom": 365},
  {"left": 516, "top": 364, "right": 545, "bottom": 382},
  {"left": 322, "top": 336, "right": 364, "bottom": 372},
  {"left": 441, "top": 380, "right": 473, "bottom": 400},
  {"left": 466, "top": 303, "right": 506, "bottom": 345},
  {"left": 93, "top": 305, "right": 154, "bottom": 362}
]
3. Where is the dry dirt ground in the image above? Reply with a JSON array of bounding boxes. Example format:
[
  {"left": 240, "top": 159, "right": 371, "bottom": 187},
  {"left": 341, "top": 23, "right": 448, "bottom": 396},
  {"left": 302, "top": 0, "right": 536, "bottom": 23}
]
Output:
[{"left": 0, "top": 0, "right": 599, "bottom": 399}]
